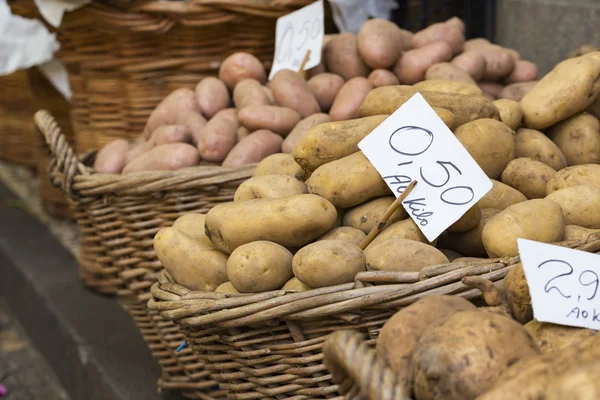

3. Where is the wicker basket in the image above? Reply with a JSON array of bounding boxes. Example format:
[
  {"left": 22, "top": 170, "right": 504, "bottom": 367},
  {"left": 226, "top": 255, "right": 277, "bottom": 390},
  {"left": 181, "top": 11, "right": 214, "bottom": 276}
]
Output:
[{"left": 148, "top": 234, "right": 600, "bottom": 399}]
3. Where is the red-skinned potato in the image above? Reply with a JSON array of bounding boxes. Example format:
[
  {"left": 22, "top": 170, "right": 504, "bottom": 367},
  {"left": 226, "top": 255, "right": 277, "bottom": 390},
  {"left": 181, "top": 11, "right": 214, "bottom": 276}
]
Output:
[
  {"left": 368, "top": 69, "right": 400, "bottom": 87},
  {"left": 94, "top": 139, "right": 130, "bottom": 174},
  {"left": 282, "top": 113, "right": 332, "bottom": 154},
  {"left": 238, "top": 105, "right": 301, "bottom": 136},
  {"left": 413, "top": 22, "right": 465, "bottom": 55},
  {"left": 197, "top": 108, "right": 239, "bottom": 162},
  {"left": 425, "top": 62, "right": 476, "bottom": 85},
  {"left": 233, "top": 78, "right": 271, "bottom": 109},
  {"left": 147, "top": 125, "right": 192, "bottom": 148},
  {"left": 222, "top": 129, "right": 283, "bottom": 167},
  {"left": 504, "top": 60, "right": 539, "bottom": 84},
  {"left": 218, "top": 52, "right": 266, "bottom": 89},
  {"left": 123, "top": 143, "right": 199, "bottom": 174},
  {"left": 271, "top": 69, "right": 321, "bottom": 118},
  {"left": 307, "top": 73, "right": 345, "bottom": 112},
  {"left": 395, "top": 41, "right": 453, "bottom": 84},
  {"left": 195, "top": 77, "right": 230, "bottom": 119},
  {"left": 478, "top": 81, "right": 504, "bottom": 99},
  {"left": 143, "top": 88, "right": 202, "bottom": 139},
  {"left": 451, "top": 50, "right": 487, "bottom": 81},
  {"left": 357, "top": 18, "right": 404, "bottom": 69},
  {"left": 323, "top": 33, "right": 370, "bottom": 80},
  {"left": 499, "top": 81, "right": 538, "bottom": 101},
  {"left": 329, "top": 77, "right": 374, "bottom": 121}
]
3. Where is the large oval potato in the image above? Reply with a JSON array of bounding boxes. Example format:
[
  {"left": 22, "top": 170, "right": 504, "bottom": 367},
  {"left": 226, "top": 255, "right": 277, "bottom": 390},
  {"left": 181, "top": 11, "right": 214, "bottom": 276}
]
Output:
[
  {"left": 324, "top": 33, "right": 370, "bottom": 81},
  {"left": 367, "top": 218, "right": 432, "bottom": 250},
  {"left": 222, "top": 129, "right": 283, "bottom": 167},
  {"left": 514, "top": 128, "right": 567, "bottom": 171},
  {"left": 343, "top": 196, "right": 408, "bottom": 234},
  {"left": 195, "top": 77, "right": 231, "bottom": 119},
  {"left": 123, "top": 143, "right": 199, "bottom": 174},
  {"left": 395, "top": 41, "right": 453, "bottom": 84},
  {"left": 442, "top": 208, "right": 501, "bottom": 257},
  {"left": 293, "top": 240, "right": 366, "bottom": 288},
  {"left": 463, "top": 41, "right": 516, "bottom": 81},
  {"left": 197, "top": 108, "right": 238, "bottom": 162},
  {"left": 357, "top": 18, "right": 404, "bottom": 69},
  {"left": 307, "top": 73, "right": 345, "bottom": 112},
  {"left": 547, "top": 112, "right": 600, "bottom": 165},
  {"left": 271, "top": 69, "right": 321, "bottom": 118},
  {"left": 365, "top": 239, "right": 448, "bottom": 272},
  {"left": 237, "top": 105, "right": 301, "bottom": 136},
  {"left": 318, "top": 226, "right": 366, "bottom": 246},
  {"left": 451, "top": 50, "right": 487, "bottom": 81},
  {"left": 478, "top": 179, "right": 527, "bottom": 209},
  {"left": 147, "top": 125, "right": 193, "bottom": 148},
  {"left": 425, "top": 63, "right": 476, "bottom": 85},
  {"left": 306, "top": 152, "right": 391, "bottom": 208},
  {"left": 413, "top": 79, "right": 482, "bottom": 96},
  {"left": 455, "top": 118, "right": 515, "bottom": 179},
  {"left": 482, "top": 199, "right": 565, "bottom": 257},
  {"left": 546, "top": 164, "right": 600, "bottom": 194},
  {"left": 233, "top": 78, "right": 270, "bottom": 109},
  {"left": 501, "top": 158, "right": 556, "bottom": 199},
  {"left": 493, "top": 99, "right": 523, "bottom": 130},
  {"left": 234, "top": 174, "right": 307, "bottom": 202},
  {"left": 94, "top": 139, "right": 130, "bottom": 174},
  {"left": 171, "top": 213, "right": 212, "bottom": 246},
  {"left": 329, "top": 77, "right": 374, "bottom": 121},
  {"left": 205, "top": 194, "right": 337, "bottom": 253},
  {"left": 218, "top": 52, "right": 266, "bottom": 89},
  {"left": 413, "top": 22, "right": 464, "bottom": 55},
  {"left": 252, "top": 153, "right": 306, "bottom": 180},
  {"left": 282, "top": 113, "right": 332, "bottom": 154},
  {"left": 546, "top": 185, "right": 600, "bottom": 228}
]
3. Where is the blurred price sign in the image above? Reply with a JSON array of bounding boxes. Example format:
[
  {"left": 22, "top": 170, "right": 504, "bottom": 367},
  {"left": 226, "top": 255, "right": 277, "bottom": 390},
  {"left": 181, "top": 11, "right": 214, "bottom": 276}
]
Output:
[
  {"left": 358, "top": 93, "right": 493, "bottom": 242},
  {"left": 518, "top": 239, "right": 600, "bottom": 330},
  {"left": 268, "top": 0, "right": 324, "bottom": 80}
]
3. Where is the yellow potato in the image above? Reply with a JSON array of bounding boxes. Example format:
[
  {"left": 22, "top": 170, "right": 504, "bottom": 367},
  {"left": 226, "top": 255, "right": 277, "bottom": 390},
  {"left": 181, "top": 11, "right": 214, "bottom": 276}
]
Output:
[
  {"left": 433, "top": 107, "right": 456, "bottom": 129},
  {"left": 366, "top": 218, "right": 433, "bottom": 250},
  {"left": 365, "top": 239, "right": 448, "bottom": 272},
  {"left": 546, "top": 185, "right": 600, "bottom": 228},
  {"left": 233, "top": 174, "right": 307, "bottom": 202},
  {"left": 171, "top": 213, "right": 212, "bottom": 247},
  {"left": 442, "top": 208, "right": 501, "bottom": 257},
  {"left": 493, "top": 99, "right": 523, "bottom": 130},
  {"left": 413, "top": 79, "right": 482, "bottom": 96},
  {"left": 282, "top": 113, "right": 332, "bottom": 154},
  {"left": 501, "top": 158, "right": 556, "bottom": 199},
  {"left": 563, "top": 225, "right": 600, "bottom": 241},
  {"left": 447, "top": 204, "right": 481, "bottom": 233},
  {"left": 546, "top": 164, "right": 600, "bottom": 194},
  {"left": 514, "top": 128, "right": 567, "bottom": 171},
  {"left": 252, "top": 153, "right": 307, "bottom": 180},
  {"left": 215, "top": 282, "right": 240, "bottom": 294},
  {"left": 478, "top": 179, "right": 527, "bottom": 210},
  {"left": 318, "top": 226, "right": 366, "bottom": 246},
  {"left": 547, "top": 113, "right": 600, "bottom": 165},
  {"left": 282, "top": 277, "right": 312, "bottom": 292},
  {"left": 343, "top": 196, "right": 408, "bottom": 234}
]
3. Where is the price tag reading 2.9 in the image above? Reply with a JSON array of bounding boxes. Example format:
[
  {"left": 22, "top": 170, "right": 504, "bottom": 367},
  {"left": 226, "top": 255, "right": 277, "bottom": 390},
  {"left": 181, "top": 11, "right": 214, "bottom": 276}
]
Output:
[
  {"left": 358, "top": 93, "right": 493, "bottom": 242},
  {"left": 268, "top": 0, "right": 324, "bottom": 80},
  {"left": 518, "top": 239, "right": 600, "bottom": 330}
]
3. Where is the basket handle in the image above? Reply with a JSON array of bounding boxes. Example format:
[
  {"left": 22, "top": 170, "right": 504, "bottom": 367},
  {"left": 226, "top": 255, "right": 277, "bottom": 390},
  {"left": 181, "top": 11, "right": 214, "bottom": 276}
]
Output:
[
  {"left": 35, "top": 109, "right": 88, "bottom": 199},
  {"left": 323, "top": 330, "right": 408, "bottom": 400}
]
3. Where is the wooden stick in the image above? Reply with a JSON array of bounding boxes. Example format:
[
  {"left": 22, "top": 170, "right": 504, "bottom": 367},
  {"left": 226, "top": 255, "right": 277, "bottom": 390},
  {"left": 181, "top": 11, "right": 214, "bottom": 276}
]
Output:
[
  {"left": 299, "top": 49, "right": 311, "bottom": 79},
  {"left": 359, "top": 180, "right": 417, "bottom": 250}
]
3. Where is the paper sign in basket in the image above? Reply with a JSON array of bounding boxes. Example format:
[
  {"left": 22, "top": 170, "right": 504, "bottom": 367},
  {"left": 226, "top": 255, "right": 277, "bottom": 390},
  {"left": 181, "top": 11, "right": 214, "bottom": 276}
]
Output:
[
  {"left": 358, "top": 93, "right": 493, "bottom": 242},
  {"left": 518, "top": 238, "right": 600, "bottom": 330},
  {"left": 268, "top": 0, "right": 324, "bottom": 80}
]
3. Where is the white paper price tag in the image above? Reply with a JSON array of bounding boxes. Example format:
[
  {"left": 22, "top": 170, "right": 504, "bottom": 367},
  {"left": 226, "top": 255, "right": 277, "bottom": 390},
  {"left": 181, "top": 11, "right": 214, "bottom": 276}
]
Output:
[
  {"left": 268, "top": 0, "right": 324, "bottom": 80},
  {"left": 358, "top": 93, "right": 493, "bottom": 242},
  {"left": 518, "top": 239, "right": 600, "bottom": 330}
]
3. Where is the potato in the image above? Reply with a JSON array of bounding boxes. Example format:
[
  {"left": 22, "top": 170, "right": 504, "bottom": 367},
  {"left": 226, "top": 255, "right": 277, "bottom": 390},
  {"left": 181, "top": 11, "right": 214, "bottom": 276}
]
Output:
[
  {"left": 367, "top": 69, "right": 400, "bottom": 87},
  {"left": 271, "top": 69, "right": 321, "bottom": 118},
  {"left": 463, "top": 42, "right": 516, "bottom": 81},
  {"left": 546, "top": 185, "right": 600, "bottom": 228},
  {"left": 586, "top": 95, "right": 600, "bottom": 119},
  {"left": 215, "top": 281, "right": 240, "bottom": 294},
  {"left": 547, "top": 112, "right": 600, "bottom": 165},
  {"left": 367, "top": 218, "right": 432, "bottom": 250},
  {"left": 545, "top": 360, "right": 600, "bottom": 400},
  {"left": 412, "top": 311, "right": 540, "bottom": 400},
  {"left": 218, "top": 52, "right": 266, "bottom": 89},
  {"left": 413, "top": 79, "right": 482, "bottom": 96},
  {"left": 498, "top": 81, "right": 538, "bottom": 101},
  {"left": 451, "top": 50, "right": 487, "bottom": 81},
  {"left": 292, "top": 240, "right": 365, "bottom": 288},
  {"left": 493, "top": 99, "right": 523, "bottom": 130},
  {"left": 343, "top": 196, "right": 408, "bottom": 234},
  {"left": 563, "top": 225, "right": 600, "bottom": 241},
  {"left": 433, "top": 107, "right": 456, "bottom": 129},
  {"left": 94, "top": 139, "right": 129, "bottom": 173},
  {"left": 143, "top": 88, "right": 203, "bottom": 139},
  {"left": 154, "top": 227, "right": 228, "bottom": 291},
  {"left": 306, "top": 152, "right": 391, "bottom": 208},
  {"left": 236, "top": 126, "right": 250, "bottom": 141},
  {"left": 252, "top": 153, "right": 305, "bottom": 180},
  {"left": 524, "top": 320, "right": 596, "bottom": 353},
  {"left": 546, "top": 164, "right": 600, "bottom": 194},
  {"left": 377, "top": 296, "right": 476, "bottom": 395},
  {"left": 292, "top": 115, "right": 388, "bottom": 172},
  {"left": 425, "top": 62, "right": 476, "bottom": 85},
  {"left": 365, "top": 239, "right": 448, "bottom": 272},
  {"left": 501, "top": 158, "right": 556, "bottom": 199},
  {"left": 478, "top": 81, "right": 504, "bottom": 99},
  {"left": 233, "top": 78, "right": 270, "bottom": 109},
  {"left": 282, "top": 113, "right": 332, "bottom": 154},
  {"left": 514, "top": 128, "right": 567, "bottom": 170},
  {"left": 147, "top": 125, "right": 193, "bottom": 148},
  {"left": 197, "top": 108, "right": 238, "bottom": 162},
  {"left": 318, "top": 226, "right": 366, "bottom": 246},
  {"left": 482, "top": 199, "right": 565, "bottom": 257},
  {"left": 359, "top": 86, "right": 499, "bottom": 127},
  {"left": 454, "top": 118, "right": 515, "bottom": 179},
  {"left": 282, "top": 277, "right": 312, "bottom": 292},
  {"left": 307, "top": 73, "right": 345, "bottom": 112},
  {"left": 442, "top": 208, "right": 501, "bottom": 257},
  {"left": 504, "top": 60, "right": 538, "bottom": 84},
  {"left": 502, "top": 262, "right": 532, "bottom": 324},
  {"left": 447, "top": 204, "right": 481, "bottom": 232},
  {"left": 122, "top": 143, "right": 199, "bottom": 174},
  {"left": 237, "top": 105, "right": 300, "bottom": 136},
  {"left": 171, "top": 213, "right": 210, "bottom": 243},
  {"left": 323, "top": 33, "right": 370, "bottom": 81},
  {"left": 329, "top": 77, "right": 374, "bottom": 121},
  {"left": 195, "top": 77, "right": 230, "bottom": 119},
  {"left": 205, "top": 194, "right": 337, "bottom": 253},
  {"left": 234, "top": 174, "right": 307, "bottom": 202},
  {"left": 395, "top": 41, "right": 453, "bottom": 84},
  {"left": 478, "top": 179, "right": 527, "bottom": 209},
  {"left": 413, "top": 22, "right": 464, "bottom": 55},
  {"left": 521, "top": 53, "right": 600, "bottom": 129},
  {"left": 357, "top": 18, "right": 404, "bottom": 69},
  {"left": 227, "top": 241, "right": 293, "bottom": 293},
  {"left": 222, "top": 129, "right": 282, "bottom": 167},
  {"left": 124, "top": 140, "right": 147, "bottom": 166}
]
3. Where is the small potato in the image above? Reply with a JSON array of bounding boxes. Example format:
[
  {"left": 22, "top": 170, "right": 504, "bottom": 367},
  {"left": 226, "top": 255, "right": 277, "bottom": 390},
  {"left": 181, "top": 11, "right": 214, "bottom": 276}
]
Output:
[
  {"left": 323, "top": 33, "right": 371, "bottom": 81},
  {"left": 238, "top": 105, "right": 301, "bottom": 136},
  {"left": 233, "top": 78, "right": 270, "bottom": 109},
  {"left": 454, "top": 118, "right": 515, "bottom": 179},
  {"left": 227, "top": 241, "right": 293, "bottom": 293},
  {"left": 94, "top": 139, "right": 130, "bottom": 174},
  {"left": 442, "top": 208, "right": 501, "bottom": 258},
  {"left": 515, "top": 128, "right": 567, "bottom": 171},
  {"left": 365, "top": 238, "right": 448, "bottom": 272},
  {"left": 464, "top": 42, "right": 516, "bottom": 81},
  {"left": 413, "top": 79, "right": 482, "bottom": 96},
  {"left": 413, "top": 22, "right": 464, "bottom": 55},
  {"left": 547, "top": 113, "right": 600, "bottom": 165},
  {"left": 343, "top": 196, "right": 408, "bottom": 234},
  {"left": 195, "top": 77, "right": 231, "bottom": 119},
  {"left": 451, "top": 50, "right": 487, "bottom": 81},
  {"left": 307, "top": 73, "right": 345, "bottom": 112},
  {"left": 564, "top": 225, "right": 600, "bottom": 241},
  {"left": 447, "top": 204, "right": 481, "bottom": 232},
  {"left": 425, "top": 62, "right": 476, "bottom": 85},
  {"left": 282, "top": 277, "right": 312, "bottom": 292},
  {"left": 197, "top": 108, "right": 239, "bottom": 162},
  {"left": 482, "top": 199, "right": 565, "bottom": 257},
  {"left": 502, "top": 262, "right": 532, "bottom": 324},
  {"left": 219, "top": 52, "right": 266, "bottom": 89},
  {"left": 222, "top": 129, "right": 283, "bottom": 167},
  {"left": 504, "top": 60, "right": 538, "bottom": 84},
  {"left": 546, "top": 185, "right": 600, "bottom": 228},
  {"left": 368, "top": 69, "right": 400, "bottom": 87},
  {"left": 293, "top": 240, "right": 366, "bottom": 288},
  {"left": 282, "top": 113, "right": 332, "bottom": 154},
  {"left": 434, "top": 107, "right": 456, "bottom": 129},
  {"left": 215, "top": 282, "right": 240, "bottom": 294},
  {"left": 498, "top": 81, "right": 538, "bottom": 101},
  {"left": 271, "top": 69, "right": 321, "bottom": 118},
  {"left": 330, "top": 77, "right": 374, "bottom": 121},
  {"left": 546, "top": 164, "right": 600, "bottom": 194},
  {"left": 143, "top": 88, "right": 202, "bottom": 139},
  {"left": 478, "top": 179, "right": 527, "bottom": 210},
  {"left": 478, "top": 81, "right": 504, "bottom": 99},
  {"left": 318, "top": 226, "right": 366, "bottom": 246},
  {"left": 147, "top": 125, "right": 193, "bottom": 148},
  {"left": 123, "top": 143, "right": 199, "bottom": 174},
  {"left": 395, "top": 41, "right": 453, "bottom": 84},
  {"left": 357, "top": 18, "right": 404, "bottom": 69},
  {"left": 493, "top": 99, "right": 523, "bottom": 130},
  {"left": 367, "top": 218, "right": 432, "bottom": 250},
  {"left": 233, "top": 174, "right": 307, "bottom": 202},
  {"left": 501, "top": 158, "right": 556, "bottom": 199},
  {"left": 252, "top": 153, "right": 305, "bottom": 180}
]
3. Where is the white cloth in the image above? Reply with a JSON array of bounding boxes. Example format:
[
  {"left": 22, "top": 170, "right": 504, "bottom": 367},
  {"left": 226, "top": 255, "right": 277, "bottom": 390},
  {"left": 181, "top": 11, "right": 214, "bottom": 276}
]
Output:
[
  {"left": 328, "top": 0, "right": 398, "bottom": 34},
  {"left": 34, "top": 0, "right": 91, "bottom": 28}
]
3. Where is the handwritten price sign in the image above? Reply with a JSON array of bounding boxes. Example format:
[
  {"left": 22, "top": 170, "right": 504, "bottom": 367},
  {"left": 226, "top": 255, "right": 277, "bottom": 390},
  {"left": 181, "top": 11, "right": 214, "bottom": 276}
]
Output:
[
  {"left": 268, "top": 0, "right": 324, "bottom": 80},
  {"left": 359, "top": 93, "right": 493, "bottom": 242},
  {"left": 518, "top": 239, "right": 600, "bottom": 330}
]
